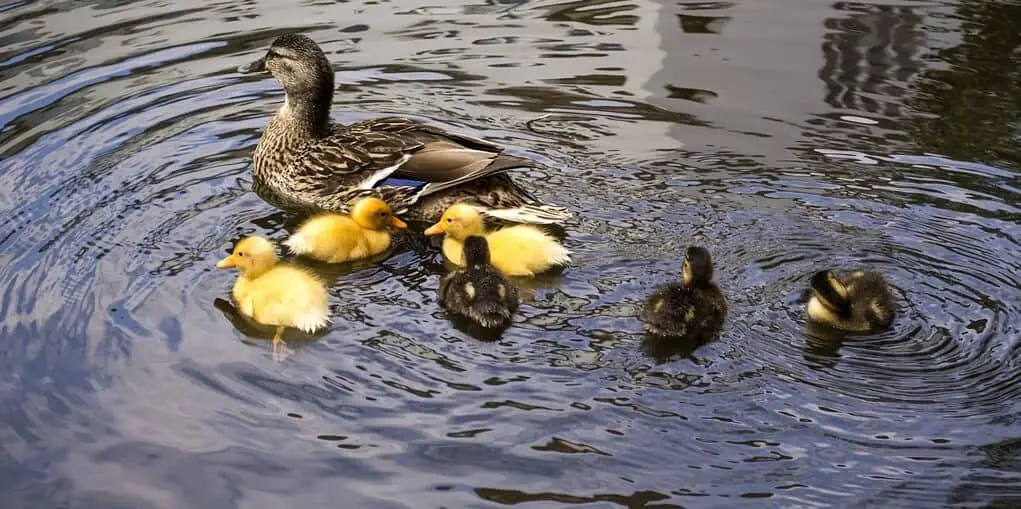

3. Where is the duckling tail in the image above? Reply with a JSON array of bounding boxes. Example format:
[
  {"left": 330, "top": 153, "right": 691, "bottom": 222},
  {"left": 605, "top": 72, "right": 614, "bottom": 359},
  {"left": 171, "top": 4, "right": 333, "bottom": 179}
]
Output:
[
  {"left": 283, "top": 233, "right": 312, "bottom": 255},
  {"left": 471, "top": 303, "right": 513, "bottom": 329}
]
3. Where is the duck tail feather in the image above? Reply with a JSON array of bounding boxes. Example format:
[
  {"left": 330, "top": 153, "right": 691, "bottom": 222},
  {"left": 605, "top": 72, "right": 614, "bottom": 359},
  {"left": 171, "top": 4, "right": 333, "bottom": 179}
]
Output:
[{"left": 483, "top": 204, "right": 572, "bottom": 224}]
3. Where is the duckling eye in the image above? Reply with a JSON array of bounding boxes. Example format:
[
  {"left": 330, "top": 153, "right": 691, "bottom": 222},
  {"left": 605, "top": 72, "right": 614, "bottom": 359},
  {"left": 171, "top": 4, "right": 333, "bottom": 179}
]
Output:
[
  {"left": 238, "top": 251, "right": 245, "bottom": 257},
  {"left": 446, "top": 218, "right": 453, "bottom": 223},
  {"left": 378, "top": 211, "right": 387, "bottom": 217}
]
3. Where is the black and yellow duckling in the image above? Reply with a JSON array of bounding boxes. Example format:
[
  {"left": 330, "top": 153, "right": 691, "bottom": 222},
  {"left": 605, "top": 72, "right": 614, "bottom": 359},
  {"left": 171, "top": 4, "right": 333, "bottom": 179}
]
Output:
[
  {"left": 640, "top": 246, "right": 728, "bottom": 341},
  {"left": 438, "top": 236, "right": 520, "bottom": 329},
  {"left": 806, "top": 269, "right": 895, "bottom": 333}
]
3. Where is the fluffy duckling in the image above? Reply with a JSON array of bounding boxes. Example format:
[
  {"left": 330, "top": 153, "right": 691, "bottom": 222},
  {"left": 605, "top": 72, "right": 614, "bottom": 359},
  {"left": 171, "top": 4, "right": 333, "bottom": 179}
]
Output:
[
  {"left": 438, "top": 236, "right": 520, "bottom": 329},
  {"left": 284, "top": 197, "right": 407, "bottom": 263},
  {"left": 424, "top": 203, "right": 570, "bottom": 277},
  {"left": 807, "top": 269, "right": 895, "bottom": 333},
  {"left": 640, "top": 246, "right": 728, "bottom": 342},
  {"left": 216, "top": 236, "right": 330, "bottom": 358}
]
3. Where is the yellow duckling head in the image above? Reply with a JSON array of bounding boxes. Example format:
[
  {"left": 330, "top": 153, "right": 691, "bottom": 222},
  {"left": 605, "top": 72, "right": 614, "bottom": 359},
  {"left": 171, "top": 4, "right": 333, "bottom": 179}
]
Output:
[
  {"left": 424, "top": 203, "right": 485, "bottom": 240},
  {"left": 682, "top": 246, "right": 715, "bottom": 287},
  {"left": 216, "top": 236, "right": 278, "bottom": 276},
  {"left": 351, "top": 197, "right": 407, "bottom": 231}
]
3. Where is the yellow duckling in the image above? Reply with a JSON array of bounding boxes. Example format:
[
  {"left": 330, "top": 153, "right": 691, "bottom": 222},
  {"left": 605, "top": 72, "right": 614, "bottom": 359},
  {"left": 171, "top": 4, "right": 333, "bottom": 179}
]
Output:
[
  {"left": 438, "top": 236, "right": 520, "bottom": 329},
  {"left": 423, "top": 203, "right": 570, "bottom": 277},
  {"left": 284, "top": 197, "right": 407, "bottom": 263},
  {"left": 640, "top": 246, "right": 728, "bottom": 342},
  {"left": 216, "top": 236, "right": 330, "bottom": 358},
  {"left": 807, "top": 269, "right": 896, "bottom": 333}
]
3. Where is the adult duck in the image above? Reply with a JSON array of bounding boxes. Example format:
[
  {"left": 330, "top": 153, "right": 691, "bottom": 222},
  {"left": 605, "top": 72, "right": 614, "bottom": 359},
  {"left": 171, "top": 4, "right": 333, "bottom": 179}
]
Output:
[{"left": 238, "top": 33, "right": 570, "bottom": 224}]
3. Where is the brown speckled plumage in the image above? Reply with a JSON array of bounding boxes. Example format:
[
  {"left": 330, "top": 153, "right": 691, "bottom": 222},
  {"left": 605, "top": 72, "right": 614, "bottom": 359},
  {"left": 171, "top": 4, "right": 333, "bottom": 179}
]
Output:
[{"left": 243, "top": 34, "right": 570, "bottom": 224}]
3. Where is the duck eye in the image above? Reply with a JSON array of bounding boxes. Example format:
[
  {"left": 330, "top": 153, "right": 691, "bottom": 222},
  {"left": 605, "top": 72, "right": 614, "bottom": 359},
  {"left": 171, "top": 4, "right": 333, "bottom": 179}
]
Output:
[
  {"left": 446, "top": 218, "right": 452, "bottom": 223},
  {"left": 238, "top": 251, "right": 245, "bottom": 257}
]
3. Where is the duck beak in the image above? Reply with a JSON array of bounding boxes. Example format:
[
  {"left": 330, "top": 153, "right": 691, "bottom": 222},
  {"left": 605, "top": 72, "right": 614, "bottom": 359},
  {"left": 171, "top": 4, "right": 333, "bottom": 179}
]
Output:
[
  {"left": 423, "top": 223, "right": 444, "bottom": 236},
  {"left": 216, "top": 255, "right": 236, "bottom": 269},
  {"left": 390, "top": 217, "right": 407, "bottom": 230},
  {"left": 238, "top": 55, "right": 267, "bottom": 74}
]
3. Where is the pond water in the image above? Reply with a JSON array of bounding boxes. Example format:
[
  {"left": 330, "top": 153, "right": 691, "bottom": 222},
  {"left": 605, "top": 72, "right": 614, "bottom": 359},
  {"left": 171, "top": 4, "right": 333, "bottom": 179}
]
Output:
[{"left": 1, "top": 0, "right": 1019, "bottom": 507}]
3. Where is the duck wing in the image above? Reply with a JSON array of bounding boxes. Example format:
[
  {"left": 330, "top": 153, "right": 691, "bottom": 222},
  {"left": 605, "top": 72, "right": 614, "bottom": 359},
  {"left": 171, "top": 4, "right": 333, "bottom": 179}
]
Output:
[
  {"left": 281, "top": 117, "right": 565, "bottom": 222},
  {"left": 276, "top": 130, "right": 421, "bottom": 213},
  {"left": 346, "top": 117, "right": 537, "bottom": 196}
]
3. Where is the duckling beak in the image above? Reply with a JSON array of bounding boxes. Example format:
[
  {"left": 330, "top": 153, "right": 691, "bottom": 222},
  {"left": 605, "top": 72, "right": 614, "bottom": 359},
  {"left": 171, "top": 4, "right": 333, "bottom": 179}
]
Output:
[
  {"left": 238, "top": 55, "right": 267, "bottom": 74},
  {"left": 216, "top": 255, "right": 236, "bottom": 269},
  {"left": 424, "top": 223, "right": 444, "bottom": 236},
  {"left": 390, "top": 217, "right": 408, "bottom": 230}
]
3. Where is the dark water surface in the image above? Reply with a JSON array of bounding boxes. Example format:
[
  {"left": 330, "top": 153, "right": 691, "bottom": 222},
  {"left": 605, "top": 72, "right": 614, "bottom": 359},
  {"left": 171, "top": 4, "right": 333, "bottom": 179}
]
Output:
[{"left": 2, "top": 0, "right": 1020, "bottom": 507}]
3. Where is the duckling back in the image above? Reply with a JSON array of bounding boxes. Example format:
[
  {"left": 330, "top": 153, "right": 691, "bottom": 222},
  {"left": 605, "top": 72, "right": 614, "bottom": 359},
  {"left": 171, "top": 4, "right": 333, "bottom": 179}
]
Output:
[
  {"left": 483, "top": 225, "right": 570, "bottom": 276},
  {"left": 234, "top": 265, "right": 330, "bottom": 333},
  {"left": 285, "top": 213, "right": 391, "bottom": 263},
  {"left": 807, "top": 270, "right": 895, "bottom": 332},
  {"left": 439, "top": 266, "right": 519, "bottom": 329},
  {"left": 641, "top": 282, "right": 728, "bottom": 341}
]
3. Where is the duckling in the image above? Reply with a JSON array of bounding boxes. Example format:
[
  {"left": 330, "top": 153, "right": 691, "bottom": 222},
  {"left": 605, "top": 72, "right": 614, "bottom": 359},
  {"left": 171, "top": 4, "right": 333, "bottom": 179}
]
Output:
[
  {"left": 216, "top": 236, "right": 330, "bottom": 359},
  {"left": 806, "top": 269, "right": 895, "bottom": 333},
  {"left": 640, "top": 246, "right": 728, "bottom": 342},
  {"left": 284, "top": 197, "right": 407, "bottom": 263},
  {"left": 438, "top": 236, "right": 520, "bottom": 329},
  {"left": 424, "top": 203, "right": 570, "bottom": 277}
]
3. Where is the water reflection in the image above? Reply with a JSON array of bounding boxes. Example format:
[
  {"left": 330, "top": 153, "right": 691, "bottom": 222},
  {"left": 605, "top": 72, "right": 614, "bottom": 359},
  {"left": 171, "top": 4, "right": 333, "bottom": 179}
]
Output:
[{"left": 906, "top": 0, "right": 1021, "bottom": 167}]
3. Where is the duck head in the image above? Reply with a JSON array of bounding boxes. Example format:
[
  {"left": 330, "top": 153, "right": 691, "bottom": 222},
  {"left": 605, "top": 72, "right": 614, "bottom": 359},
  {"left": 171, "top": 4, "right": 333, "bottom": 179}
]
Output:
[
  {"left": 240, "top": 33, "right": 335, "bottom": 129},
  {"left": 216, "top": 236, "right": 278, "bottom": 277},
  {"left": 424, "top": 203, "right": 485, "bottom": 240},
  {"left": 350, "top": 197, "right": 407, "bottom": 231},
  {"left": 682, "top": 246, "right": 714, "bottom": 287}
]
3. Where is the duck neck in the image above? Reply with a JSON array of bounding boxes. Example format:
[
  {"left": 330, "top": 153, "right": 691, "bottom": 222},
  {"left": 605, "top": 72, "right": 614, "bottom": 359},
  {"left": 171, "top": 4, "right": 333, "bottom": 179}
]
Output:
[{"left": 277, "top": 89, "right": 332, "bottom": 138}]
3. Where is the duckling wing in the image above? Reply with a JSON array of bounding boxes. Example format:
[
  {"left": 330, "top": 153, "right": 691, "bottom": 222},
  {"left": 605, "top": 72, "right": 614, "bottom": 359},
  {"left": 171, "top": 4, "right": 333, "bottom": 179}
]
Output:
[
  {"left": 438, "top": 271, "right": 475, "bottom": 312},
  {"left": 641, "top": 284, "right": 697, "bottom": 337},
  {"left": 439, "top": 268, "right": 518, "bottom": 327},
  {"left": 249, "top": 268, "right": 330, "bottom": 333},
  {"left": 469, "top": 268, "right": 520, "bottom": 315}
]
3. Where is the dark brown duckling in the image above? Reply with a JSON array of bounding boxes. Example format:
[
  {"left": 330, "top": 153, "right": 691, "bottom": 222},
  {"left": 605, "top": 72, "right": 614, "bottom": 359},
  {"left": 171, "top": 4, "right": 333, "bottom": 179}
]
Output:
[
  {"left": 640, "top": 246, "right": 728, "bottom": 342},
  {"left": 438, "top": 236, "right": 519, "bottom": 329},
  {"left": 806, "top": 269, "right": 895, "bottom": 333}
]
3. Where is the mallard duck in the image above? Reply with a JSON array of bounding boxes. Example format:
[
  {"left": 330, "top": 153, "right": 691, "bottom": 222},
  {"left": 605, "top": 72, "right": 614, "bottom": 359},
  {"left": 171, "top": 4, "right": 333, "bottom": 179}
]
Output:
[
  {"left": 216, "top": 236, "right": 330, "bottom": 358},
  {"left": 284, "top": 196, "right": 406, "bottom": 263},
  {"left": 806, "top": 269, "right": 895, "bottom": 332},
  {"left": 424, "top": 203, "right": 570, "bottom": 276},
  {"left": 438, "top": 236, "right": 520, "bottom": 329},
  {"left": 640, "top": 246, "right": 727, "bottom": 341},
  {"left": 238, "top": 33, "right": 570, "bottom": 224}
]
